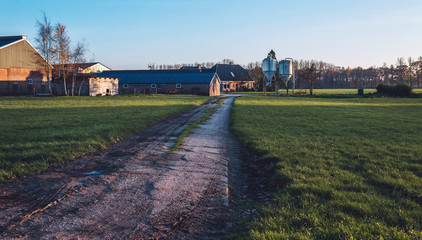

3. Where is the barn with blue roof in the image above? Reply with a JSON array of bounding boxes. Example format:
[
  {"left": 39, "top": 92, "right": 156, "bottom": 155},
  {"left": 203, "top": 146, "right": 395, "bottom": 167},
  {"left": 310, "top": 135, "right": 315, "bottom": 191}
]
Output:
[{"left": 96, "top": 69, "right": 220, "bottom": 96}]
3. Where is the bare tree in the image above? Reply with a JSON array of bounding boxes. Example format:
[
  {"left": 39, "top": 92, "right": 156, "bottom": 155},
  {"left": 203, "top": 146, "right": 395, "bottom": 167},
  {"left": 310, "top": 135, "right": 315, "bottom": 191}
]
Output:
[
  {"left": 70, "top": 41, "right": 87, "bottom": 96},
  {"left": 408, "top": 57, "right": 414, "bottom": 87},
  {"left": 221, "top": 59, "right": 234, "bottom": 64},
  {"left": 53, "top": 23, "right": 71, "bottom": 96},
  {"left": 35, "top": 12, "right": 55, "bottom": 95},
  {"left": 416, "top": 56, "right": 422, "bottom": 88},
  {"left": 297, "top": 62, "right": 322, "bottom": 95},
  {"left": 396, "top": 57, "right": 407, "bottom": 84}
]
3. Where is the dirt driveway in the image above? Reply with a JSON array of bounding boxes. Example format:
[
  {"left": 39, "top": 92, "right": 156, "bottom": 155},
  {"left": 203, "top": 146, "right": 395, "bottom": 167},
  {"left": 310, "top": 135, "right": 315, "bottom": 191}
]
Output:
[{"left": 0, "top": 96, "right": 242, "bottom": 239}]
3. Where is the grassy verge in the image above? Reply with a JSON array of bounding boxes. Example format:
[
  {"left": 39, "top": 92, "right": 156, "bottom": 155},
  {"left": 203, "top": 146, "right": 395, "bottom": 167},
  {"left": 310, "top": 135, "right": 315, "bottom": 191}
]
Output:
[
  {"left": 227, "top": 88, "right": 422, "bottom": 96},
  {"left": 230, "top": 96, "right": 422, "bottom": 239},
  {"left": 0, "top": 95, "right": 212, "bottom": 182},
  {"left": 169, "top": 107, "right": 217, "bottom": 152}
]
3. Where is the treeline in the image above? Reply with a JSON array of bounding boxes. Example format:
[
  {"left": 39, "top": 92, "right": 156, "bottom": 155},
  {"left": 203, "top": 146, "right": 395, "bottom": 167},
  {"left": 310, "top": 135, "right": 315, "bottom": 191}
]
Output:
[
  {"left": 244, "top": 57, "right": 422, "bottom": 90},
  {"left": 147, "top": 59, "right": 234, "bottom": 70}
]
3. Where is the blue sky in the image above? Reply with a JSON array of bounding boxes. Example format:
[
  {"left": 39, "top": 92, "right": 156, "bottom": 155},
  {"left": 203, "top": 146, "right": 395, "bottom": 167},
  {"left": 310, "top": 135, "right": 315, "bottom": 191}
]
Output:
[{"left": 2, "top": 0, "right": 422, "bottom": 69}]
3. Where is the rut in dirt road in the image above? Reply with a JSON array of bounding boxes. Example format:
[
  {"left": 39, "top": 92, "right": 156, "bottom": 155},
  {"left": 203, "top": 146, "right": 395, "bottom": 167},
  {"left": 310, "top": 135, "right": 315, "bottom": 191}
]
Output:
[{"left": 0, "top": 96, "right": 240, "bottom": 239}]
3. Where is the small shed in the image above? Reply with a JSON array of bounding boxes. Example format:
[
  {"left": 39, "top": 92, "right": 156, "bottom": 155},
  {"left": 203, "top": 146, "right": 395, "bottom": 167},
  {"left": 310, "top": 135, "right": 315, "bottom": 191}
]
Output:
[
  {"left": 88, "top": 77, "right": 118, "bottom": 96},
  {"left": 89, "top": 77, "right": 119, "bottom": 96}
]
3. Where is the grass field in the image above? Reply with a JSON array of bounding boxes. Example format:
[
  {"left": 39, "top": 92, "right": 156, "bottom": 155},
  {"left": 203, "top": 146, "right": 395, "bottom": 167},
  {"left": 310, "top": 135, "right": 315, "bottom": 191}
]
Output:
[
  {"left": 0, "top": 95, "right": 212, "bottom": 182},
  {"left": 228, "top": 88, "right": 422, "bottom": 95},
  {"left": 230, "top": 96, "right": 422, "bottom": 239}
]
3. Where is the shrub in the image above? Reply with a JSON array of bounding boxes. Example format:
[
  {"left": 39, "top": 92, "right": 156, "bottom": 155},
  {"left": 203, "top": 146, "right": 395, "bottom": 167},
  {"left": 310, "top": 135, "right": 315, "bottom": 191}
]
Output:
[
  {"left": 376, "top": 84, "right": 392, "bottom": 95},
  {"left": 394, "top": 83, "right": 413, "bottom": 97},
  {"left": 376, "top": 83, "right": 413, "bottom": 97}
]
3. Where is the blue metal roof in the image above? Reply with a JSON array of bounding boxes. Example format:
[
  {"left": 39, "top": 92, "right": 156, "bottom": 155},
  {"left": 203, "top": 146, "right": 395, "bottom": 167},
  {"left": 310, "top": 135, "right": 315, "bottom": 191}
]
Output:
[
  {"left": 0, "top": 36, "right": 24, "bottom": 48},
  {"left": 96, "top": 70, "right": 217, "bottom": 84}
]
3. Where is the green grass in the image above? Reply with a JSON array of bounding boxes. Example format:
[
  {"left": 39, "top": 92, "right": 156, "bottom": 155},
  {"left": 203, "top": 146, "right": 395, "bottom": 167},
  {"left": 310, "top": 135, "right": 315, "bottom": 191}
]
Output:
[
  {"left": 230, "top": 96, "right": 422, "bottom": 239},
  {"left": 0, "top": 95, "right": 212, "bottom": 182},
  {"left": 229, "top": 88, "right": 422, "bottom": 96}
]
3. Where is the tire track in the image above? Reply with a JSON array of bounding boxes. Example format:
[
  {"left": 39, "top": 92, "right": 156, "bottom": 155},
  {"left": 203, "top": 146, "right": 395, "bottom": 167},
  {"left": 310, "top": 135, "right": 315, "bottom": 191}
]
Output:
[{"left": 0, "top": 97, "right": 235, "bottom": 239}]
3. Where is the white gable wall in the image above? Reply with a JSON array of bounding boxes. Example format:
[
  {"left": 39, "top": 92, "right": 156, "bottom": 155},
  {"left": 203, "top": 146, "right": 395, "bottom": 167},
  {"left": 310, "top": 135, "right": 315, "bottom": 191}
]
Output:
[{"left": 81, "top": 63, "right": 111, "bottom": 73}]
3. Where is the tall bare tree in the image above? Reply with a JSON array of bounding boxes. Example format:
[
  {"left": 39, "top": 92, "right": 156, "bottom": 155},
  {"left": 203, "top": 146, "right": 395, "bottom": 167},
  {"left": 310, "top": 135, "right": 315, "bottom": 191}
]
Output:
[
  {"left": 296, "top": 62, "right": 322, "bottom": 95},
  {"left": 396, "top": 57, "right": 407, "bottom": 84},
  {"left": 71, "top": 41, "right": 87, "bottom": 96},
  {"left": 53, "top": 23, "right": 71, "bottom": 96},
  {"left": 408, "top": 57, "right": 413, "bottom": 87},
  {"left": 35, "top": 12, "right": 55, "bottom": 95},
  {"left": 415, "top": 56, "right": 422, "bottom": 88}
]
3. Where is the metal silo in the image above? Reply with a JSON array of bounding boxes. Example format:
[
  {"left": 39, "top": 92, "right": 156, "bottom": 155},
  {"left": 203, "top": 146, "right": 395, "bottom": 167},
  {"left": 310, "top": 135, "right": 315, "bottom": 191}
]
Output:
[
  {"left": 279, "top": 59, "right": 293, "bottom": 76},
  {"left": 279, "top": 58, "right": 295, "bottom": 94},
  {"left": 262, "top": 56, "right": 277, "bottom": 87}
]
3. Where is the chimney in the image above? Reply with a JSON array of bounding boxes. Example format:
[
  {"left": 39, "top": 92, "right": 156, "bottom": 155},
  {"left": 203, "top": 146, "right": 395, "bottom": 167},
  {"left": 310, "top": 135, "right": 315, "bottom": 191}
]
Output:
[
  {"left": 229, "top": 61, "right": 234, "bottom": 65},
  {"left": 198, "top": 64, "right": 202, "bottom": 72}
]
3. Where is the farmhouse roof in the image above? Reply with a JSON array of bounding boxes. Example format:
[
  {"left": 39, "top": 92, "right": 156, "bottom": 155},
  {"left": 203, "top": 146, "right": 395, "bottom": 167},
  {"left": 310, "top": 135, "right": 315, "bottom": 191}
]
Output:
[
  {"left": 55, "top": 62, "right": 111, "bottom": 70},
  {"left": 211, "top": 64, "right": 253, "bottom": 82},
  {"left": 95, "top": 69, "right": 218, "bottom": 84},
  {"left": 70, "top": 62, "right": 99, "bottom": 69}
]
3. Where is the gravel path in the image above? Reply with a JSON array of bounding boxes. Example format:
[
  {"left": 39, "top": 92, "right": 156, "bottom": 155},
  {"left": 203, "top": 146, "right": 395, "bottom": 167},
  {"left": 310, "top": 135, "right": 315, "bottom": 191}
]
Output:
[{"left": 0, "top": 96, "right": 240, "bottom": 239}]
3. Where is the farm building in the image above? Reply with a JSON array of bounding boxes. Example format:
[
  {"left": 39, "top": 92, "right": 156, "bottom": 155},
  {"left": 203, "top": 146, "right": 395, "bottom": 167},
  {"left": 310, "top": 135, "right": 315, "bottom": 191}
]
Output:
[
  {"left": 52, "top": 62, "right": 117, "bottom": 96},
  {"left": 96, "top": 69, "right": 220, "bottom": 96},
  {"left": 58, "top": 62, "right": 111, "bottom": 74},
  {"left": 211, "top": 63, "right": 254, "bottom": 91},
  {"left": 0, "top": 35, "right": 51, "bottom": 96}
]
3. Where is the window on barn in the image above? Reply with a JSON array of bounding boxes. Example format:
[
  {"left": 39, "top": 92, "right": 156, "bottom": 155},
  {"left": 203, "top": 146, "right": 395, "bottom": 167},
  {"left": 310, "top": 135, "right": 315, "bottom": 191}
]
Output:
[
  {"left": 27, "top": 79, "right": 33, "bottom": 84},
  {"left": 13, "top": 80, "right": 18, "bottom": 85},
  {"left": 176, "top": 83, "right": 182, "bottom": 88},
  {"left": 123, "top": 84, "right": 129, "bottom": 88},
  {"left": 41, "top": 80, "right": 46, "bottom": 85},
  {"left": 151, "top": 84, "right": 157, "bottom": 88}
]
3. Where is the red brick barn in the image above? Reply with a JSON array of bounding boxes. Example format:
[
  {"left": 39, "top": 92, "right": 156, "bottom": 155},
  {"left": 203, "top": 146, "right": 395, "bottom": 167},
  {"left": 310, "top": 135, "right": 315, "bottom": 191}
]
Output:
[{"left": 0, "top": 36, "right": 51, "bottom": 96}]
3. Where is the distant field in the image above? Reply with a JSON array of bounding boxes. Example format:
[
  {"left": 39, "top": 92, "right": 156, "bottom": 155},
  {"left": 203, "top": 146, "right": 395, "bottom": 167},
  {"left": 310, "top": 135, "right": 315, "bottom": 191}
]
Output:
[
  {"left": 0, "top": 95, "right": 212, "bottom": 182},
  {"left": 231, "top": 96, "right": 422, "bottom": 239},
  {"left": 227, "top": 88, "right": 422, "bottom": 95}
]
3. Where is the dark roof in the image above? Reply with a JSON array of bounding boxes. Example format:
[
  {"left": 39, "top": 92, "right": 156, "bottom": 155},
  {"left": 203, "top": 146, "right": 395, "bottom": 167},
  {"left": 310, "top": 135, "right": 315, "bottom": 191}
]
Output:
[
  {"left": 95, "top": 69, "right": 217, "bottom": 84},
  {"left": 54, "top": 62, "right": 108, "bottom": 69},
  {"left": 0, "top": 36, "right": 25, "bottom": 48},
  {"left": 72, "top": 62, "right": 99, "bottom": 69},
  {"left": 211, "top": 64, "right": 253, "bottom": 82}
]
